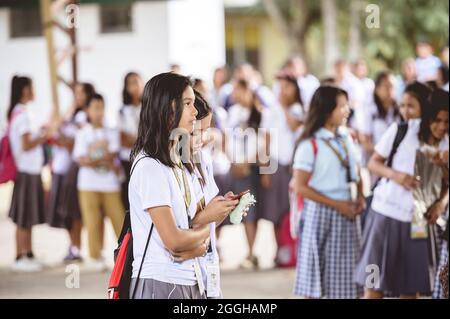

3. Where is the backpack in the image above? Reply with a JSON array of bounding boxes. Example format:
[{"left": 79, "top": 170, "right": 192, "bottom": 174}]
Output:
[
  {"left": 0, "top": 110, "right": 24, "bottom": 184},
  {"left": 107, "top": 156, "right": 154, "bottom": 299}
]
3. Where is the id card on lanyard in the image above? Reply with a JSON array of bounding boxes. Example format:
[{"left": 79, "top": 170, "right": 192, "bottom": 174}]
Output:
[
  {"left": 194, "top": 165, "right": 221, "bottom": 298},
  {"left": 172, "top": 165, "right": 206, "bottom": 296}
]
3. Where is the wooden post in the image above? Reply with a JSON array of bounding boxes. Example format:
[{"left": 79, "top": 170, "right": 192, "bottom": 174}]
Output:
[{"left": 40, "top": 0, "right": 61, "bottom": 126}]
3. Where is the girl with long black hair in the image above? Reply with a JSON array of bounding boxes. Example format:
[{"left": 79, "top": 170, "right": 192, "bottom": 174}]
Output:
[
  {"left": 292, "top": 86, "right": 365, "bottom": 298},
  {"left": 7, "top": 75, "right": 49, "bottom": 272},
  {"left": 128, "top": 73, "right": 238, "bottom": 299}
]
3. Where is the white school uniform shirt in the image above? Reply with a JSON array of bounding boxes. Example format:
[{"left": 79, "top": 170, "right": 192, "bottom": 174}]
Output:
[
  {"left": 415, "top": 55, "right": 441, "bottom": 82},
  {"left": 371, "top": 119, "right": 449, "bottom": 222},
  {"left": 297, "top": 74, "right": 320, "bottom": 109},
  {"left": 8, "top": 104, "right": 44, "bottom": 175},
  {"left": 226, "top": 104, "right": 269, "bottom": 163},
  {"left": 265, "top": 102, "right": 305, "bottom": 166},
  {"left": 73, "top": 124, "right": 121, "bottom": 192},
  {"left": 355, "top": 98, "right": 400, "bottom": 146},
  {"left": 128, "top": 154, "right": 199, "bottom": 285},
  {"left": 51, "top": 121, "right": 78, "bottom": 175},
  {"left": 118, "top": 104, "right": 141, "bottom": 162},
  {"left": 191, "top": 150, "right": 221, "bottom": 289},
  {"left": 293, "top": 126, "right": 361, "bottom": 201}
]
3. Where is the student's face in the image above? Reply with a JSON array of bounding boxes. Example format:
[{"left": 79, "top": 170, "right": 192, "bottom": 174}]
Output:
[
  {"left": 400, "top": 93, "right": 421, "bottom": 120},
  {"left": 127, "top": 74, "right": 143, "bottom": 102},
  {"left": 87, "top": 99, "right": 105, "bottom": 126},
  {"left": 375, "top": 76, "right": 396, "bottom": 103},
  {"left": 178, "top": 86, "right": 198, "bottom": 134},
  {"left": 279, "top": 79, "right": 297, "bottom": 106},
  {"left": 354, "top": 62, "right": 368, "bottom": 79},
  {"left": 22, "top": 84, "right": 34, "bottom": 103},
  {"left": 232, "top": 85, "right": 252, "bottom": 107},
  {"left": 402, "top": 60, "right": 416, "bottom": 80},
  {"left": 430, "top": 111, "right": 449, "bottom": 141},
  {"left": 192, "top": 113, "right": 213, "bottom": 153},
  {"left": 75, "top": 84, "right": 88, "bottom": 107},
  {"left": 417, "top": 43, "right": 432, "bottom": 58},
  {"left": 328, "top": 94, "right": 350, "bottom": 127}
]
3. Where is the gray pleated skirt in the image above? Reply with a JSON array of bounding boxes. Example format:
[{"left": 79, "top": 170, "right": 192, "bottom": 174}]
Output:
[
  {"left": 46, "top": 173, "right": 66, "bottom": 228},
  {"left": 9, "top": 172, "right": 46, "bottom": 228},
  {"left": 354, "top": 207, "right": 433, "bottom": 296},
  {"left": 258, "top": 164, "right": 291, "bottom": 225},
  {"left": 130, "top": 278, "right": 207, "bottom": 299},
  {"left": 59, "top": 161, "right": 82, "bottom": 228}
]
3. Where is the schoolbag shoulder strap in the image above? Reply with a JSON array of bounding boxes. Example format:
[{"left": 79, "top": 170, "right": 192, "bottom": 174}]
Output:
[{"left": 386, "top": 122, "right": 408, "bottom": 168}]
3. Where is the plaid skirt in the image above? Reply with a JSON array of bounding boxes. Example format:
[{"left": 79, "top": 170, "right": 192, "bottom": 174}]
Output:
[
  {"left": 294, "top": 200, "right": 362, "bottom": 299},
  {"left": 433, "top": 240, "right": 449, "bottom": 299}
]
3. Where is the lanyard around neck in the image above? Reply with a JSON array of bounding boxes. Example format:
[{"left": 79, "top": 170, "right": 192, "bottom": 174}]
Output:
[
  {"left": 321, "top": 137, "right": 352, "bottom": 183},
  {"left": 172, "top": 164, "right": 193, "bottom": 228}
]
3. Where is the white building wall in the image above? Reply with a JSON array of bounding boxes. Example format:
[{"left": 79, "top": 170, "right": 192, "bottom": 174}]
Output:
[{"left": 0, "top": 0, "right": 225, "bottom": 130}]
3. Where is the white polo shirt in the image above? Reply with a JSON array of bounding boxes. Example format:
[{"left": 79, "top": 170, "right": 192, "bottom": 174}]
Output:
[
  {"left": 371, "top": 119, "right": 449, "bottom": 222},
  {"left": 129, "top": 154, "right": 199, "bottom": 285},
  {"left": 73, "top": 124, "right": 121, "bottom": 192},
  {"left": 9, "top": 104, "right": 44, "bottom": 175},
  {"left": 118, "top": 104, "right": 141, "bottom": 162}
]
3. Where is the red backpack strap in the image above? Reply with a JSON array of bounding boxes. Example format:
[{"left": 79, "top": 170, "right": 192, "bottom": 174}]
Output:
[{"left": 311, "top": 138, "right": 318, "bottom": 159}]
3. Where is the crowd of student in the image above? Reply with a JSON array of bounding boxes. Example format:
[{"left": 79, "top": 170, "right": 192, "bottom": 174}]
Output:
[{"left": 1, "top": 40, "right": 448, "bottom": 299}]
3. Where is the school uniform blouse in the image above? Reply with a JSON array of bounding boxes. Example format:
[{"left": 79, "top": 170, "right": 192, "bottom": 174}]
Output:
[
  {"left": 128, "top": 154, "right": 200, "bottom": 286},
  {"left": 371, "top": 119, "right": 449, "bottom": 222},
  {"left": 293, "top": 126, "right": 361, "bottom": 201},
  {"left": 9, "top": 104, "right": 44, "bottom": 175},
  {"left": 118, "top": 104, "right": 141, "bottom": 162}
]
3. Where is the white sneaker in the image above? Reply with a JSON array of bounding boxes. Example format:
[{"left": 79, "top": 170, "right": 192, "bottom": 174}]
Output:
[{"left": 11, "top": 257, "right": 42, "bottom": 272}]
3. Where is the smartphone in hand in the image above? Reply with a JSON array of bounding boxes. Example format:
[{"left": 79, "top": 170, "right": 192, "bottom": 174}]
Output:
[{"left": 230, "top": 189, "right": 250, "bottom": 200}]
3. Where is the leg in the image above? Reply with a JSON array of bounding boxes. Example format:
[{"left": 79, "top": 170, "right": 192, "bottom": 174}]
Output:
[
  {"left": 69, "top": 219, "right": 82, "bottom": 249},
  {"left": 244, "top": 221, "right": 257, "bottom": 258},
  {"left": 101, "top": 192, "right": 125, "bottom": 238},
  {"left": 16, "top": 227, "right": 31, "bottom": 257},
  {"left": 363, "top": 289, "right": 384, "bottom": 299},
  {"left": 79, "top": 191, "right": 103, "bottom": 259}
]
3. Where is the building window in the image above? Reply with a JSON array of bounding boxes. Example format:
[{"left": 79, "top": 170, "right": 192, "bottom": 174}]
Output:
[
  {"left": 10, "top": 8, "right": 42, "bottom": 38},
  {"left": 100, "top": 4, "right": 132, "bottom": 34},
  {"left": 225, "top": 23, "right": 260, "bottom": 69}
]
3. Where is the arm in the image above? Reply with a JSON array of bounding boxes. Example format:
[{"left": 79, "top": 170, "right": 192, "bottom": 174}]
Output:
[
  {"left": 22, "top": 132, "right": 47, "bottom": 151},
  {"left": 148, "top": 206, "right": 210, "bottom": 254},
  {"left": 192, "top": 196, "right": 238, "bottom": 227},
  {"left": 293, "top": 169, "right": 357, "bottom": 219},
  {"left": 120, "top": 131, "right": 137, "bottom": 149},
  {"left": 359, "top": 133, "right": 375, "bottom": 154},
  {"left": 368, "top": 152, "right": 419, "bottom": 190}
]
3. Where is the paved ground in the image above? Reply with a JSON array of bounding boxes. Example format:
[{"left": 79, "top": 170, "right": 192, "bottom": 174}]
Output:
[{"left": 0, "top": 180, "right": 299, "bottom": 299}]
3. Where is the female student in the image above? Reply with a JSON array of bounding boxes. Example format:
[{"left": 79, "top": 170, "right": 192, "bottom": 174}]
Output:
[
  {"left": 8, "top": 76, "right": 49, "bottom": 272},
  {"left": 260, "top": 74, "right": 305, "bottom": 264},
  {"left": 118, "top": 72, "right": 143, "bottom": 210},
  {"left": 226, "top": 79, "right": 269, "bottom": 270},
  {"left": 73, "top": 93, "right": 124, "bottom": 270},
  {"left": 357, "top": 71, "right": 401, "bottom": 158},
  {"left": 292, "top": 86, "right": 365, "bottom": 299},
  {"left": 355, "top": 83, "right": 449, "bottom": 299},
  {"left": 54, "top": 82, "right": 95, "bottom": 263},
  {"left": 128, "top": 72, "right": 238, "bottom": 299}
]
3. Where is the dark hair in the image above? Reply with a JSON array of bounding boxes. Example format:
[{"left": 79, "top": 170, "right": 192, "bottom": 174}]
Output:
[
  {"left": 404, "top": 81, "right": 431, "bottom": 116},
  {"left": 87, "top": 93, "right": 104, "bottom": 106},
  {"left": 235, "top": 79, "right": 262, "bottom": 129},
  {"left": 122, "top": 72, "right": 141, "bottom": 105},
  {"left": 278, "top": 75, "right": 304, "bottom": 108},
  {"left": 73, "top": 82, "right": 95, "bottom": 120},
  {"left": 194, "top": 89, "right": 212, "bottom": 120},
  {"left": 438, "top": 65, "right": 449, "bottom": 85},
  {"left": 131, "top": 72, "right": 193, "bottom": 168},
  {"left": 419, "top": 89, "right": 449, "bottom": 143},
  {"left": 7, "top": 75, "right": 32, "bottom": 120},
  {"left": 298, "top": 86, "right": 348, "bottom": 142},
  {"left": 192, "top": 90, "right": 213, "bottom": 186},
  {"left": 373, "top": 71, "right": 399, "bottom": 119}
]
